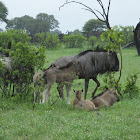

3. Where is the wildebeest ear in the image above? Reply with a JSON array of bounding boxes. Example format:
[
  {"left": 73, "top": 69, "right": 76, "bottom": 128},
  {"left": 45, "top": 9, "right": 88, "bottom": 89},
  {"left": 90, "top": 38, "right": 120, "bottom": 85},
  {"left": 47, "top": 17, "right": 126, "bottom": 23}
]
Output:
[
  {"left": 81, "top": 89, "right": 83, "bottom": 93},
  {"left": 73, "top": 89, "right": 76, "bottom": 93}
]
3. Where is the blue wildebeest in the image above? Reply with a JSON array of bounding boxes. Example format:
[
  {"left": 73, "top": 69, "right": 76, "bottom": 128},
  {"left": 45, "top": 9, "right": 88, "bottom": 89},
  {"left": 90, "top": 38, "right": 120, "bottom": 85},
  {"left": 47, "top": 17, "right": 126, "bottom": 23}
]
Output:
[
  {"left": 73, "top": 89, "right": 96, "bottom": 110},
  {"left": 33, "top": 61, "right": 83, "bottom": 104},
  {"left": 91, "top": 87, "right": 120, "bottom": 109},
  {"left": 50, "top": 50, "right": 119, "bottom": 100}
]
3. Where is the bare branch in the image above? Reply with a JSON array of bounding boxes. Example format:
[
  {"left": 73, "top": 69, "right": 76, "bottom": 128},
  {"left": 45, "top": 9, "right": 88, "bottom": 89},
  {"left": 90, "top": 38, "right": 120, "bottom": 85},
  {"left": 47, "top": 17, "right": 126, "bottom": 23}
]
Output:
[
  {"left": 59, "top": 1, "right": 94, "bottom": 13},
  {"left": 59, "top": 0, "right": 112, "bottom": 29},
  {"left": 94, "top": 9, "right": 106, "bottom": 21},
  {"left": 97, "top": 0, "right": 107, "bottom": 17},
  {"left": 107, "top": 0, "right": 111, "bottom": 19}
]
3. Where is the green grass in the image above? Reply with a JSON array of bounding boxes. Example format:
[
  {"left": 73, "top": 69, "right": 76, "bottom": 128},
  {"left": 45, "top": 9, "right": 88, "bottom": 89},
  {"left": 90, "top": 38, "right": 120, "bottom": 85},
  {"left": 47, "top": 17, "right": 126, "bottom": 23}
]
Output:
[{"left": 0, "top": 48, "right": 140, "bottom": 140}]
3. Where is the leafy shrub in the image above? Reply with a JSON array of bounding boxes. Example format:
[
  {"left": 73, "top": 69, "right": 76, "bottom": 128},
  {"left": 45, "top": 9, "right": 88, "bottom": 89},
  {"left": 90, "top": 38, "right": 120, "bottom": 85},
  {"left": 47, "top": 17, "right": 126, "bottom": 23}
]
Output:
[
  {"left": 102, "top": 73, "right": 122, "bottom": 92},
  {"left": 0, "top": 42, "right": 46, "bottom": 98},
  {"left": 123, "top": 74, "right": 139, "bottom": 98},
  {"left": 45, "top": 33, "right": 60, "bottom": 49},
  {"left": 63, "top": 34, "right": 86, "bottom": 48},
  {"left": 34, "top": 32, "right": 46, "bottom": 46},
  {"left": 88, "top": 36, "right": 97, "bottom": 47},
  {"left": 0, "top": 29, "right": 31, "bottom": 49},
  {"left": 34, "top": 32, "right": 60, "bottom": 49}
]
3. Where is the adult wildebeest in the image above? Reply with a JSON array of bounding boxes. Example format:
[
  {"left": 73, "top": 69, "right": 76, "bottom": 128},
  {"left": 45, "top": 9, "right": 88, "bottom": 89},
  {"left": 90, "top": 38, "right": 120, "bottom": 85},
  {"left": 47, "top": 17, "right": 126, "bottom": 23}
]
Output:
[
  {"left": 51, "top": 50, "right": 119, "bottom": 100},
  {"left": 91, "top": 88, "right": 120, "bottom": 109},
  {"left": 73, "top": 89, "right": 96, "bottom": 110},
  {"left": 34, "top": 61, "right": 83, "bottom": 104}
]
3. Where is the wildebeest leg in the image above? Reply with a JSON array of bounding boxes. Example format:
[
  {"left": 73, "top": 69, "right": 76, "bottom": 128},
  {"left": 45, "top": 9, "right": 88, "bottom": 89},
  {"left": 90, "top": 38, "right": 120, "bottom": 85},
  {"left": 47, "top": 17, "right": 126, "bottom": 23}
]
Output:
[
  {"left": 66, "top": 84, "right": 72, "bottom": 104},
  {"left": 42, "top": 88, "right": 47, "bottom": 103},
  {"left": 84, "top": 79, "right": 89, "bottom": 100},
  {"left": 33, "top": 87, "right": 38, "bottom": 104},
  {"left": 91, "top": 77, "right": 100, "bottom": 99},
  {"left": 47, "top": 89, "right": 52, "bottom": 104},
  {"left": 39, "top": 88, "right": 42, "bottom": 104},
  {"left": 42, "top": 85, "right": 52, "bottom": 103},
  {"left": 57, "top": 84, "right": 64, "bottom": 99}
]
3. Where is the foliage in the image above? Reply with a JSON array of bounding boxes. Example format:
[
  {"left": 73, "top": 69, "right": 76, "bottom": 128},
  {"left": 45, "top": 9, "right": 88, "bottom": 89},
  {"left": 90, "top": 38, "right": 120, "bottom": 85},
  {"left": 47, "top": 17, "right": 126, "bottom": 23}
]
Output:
[
  {"left": 0, "top": 29, "right": 31, "bottom": 49},
  {"left": 0, "top": 42, "right": 46, "bottom": 97},
  {"left": 72, "top": 29, "right": 82, "bottom": 35},
  {"left": 63, "top": 34, "right": 86, "bottom": 48},
  {"left": 83, "top": 19, "right": 106, "bottom": 37},
  {"left": 88, "top": 36, "right": 98, "bottom": 48},
  {"left": 45, "top": 32, "right": 60, "bottom": 49},
  {"left": 100, "top": 29, "right": 125, "bottom": 51},
  {"left": 0, "top": 1, "right": 8, "bottom": 23},
  {"left": 51, "top": 29, "right": 62, "bottom": 35},
  {"left": 35, "top": 32, "right": 60, "bottom": 49},
  {"left": 6, "top": 13, "right": 59, "bottom": 35},
  {"left": 123, "top": 74, "right": 139, "bottom": 98},
  {"left": 34, "top": 32, "right": 46, "bottom": 46},
  {"left": 102, "top": 73, "right": 122, "bottom": 94},
  {"left": 113, "top": 25, "right": 134, "bottom": 44}
]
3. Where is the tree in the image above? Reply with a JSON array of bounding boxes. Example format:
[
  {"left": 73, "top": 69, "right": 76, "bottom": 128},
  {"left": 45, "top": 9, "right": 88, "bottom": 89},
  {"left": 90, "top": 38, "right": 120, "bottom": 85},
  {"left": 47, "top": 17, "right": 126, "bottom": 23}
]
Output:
[
  {"left": 134, "top": 22, "right": 140, "bottom": 55},
  {"left": 0, "top": 1, "right": 8, "bottom": 23},
  {"left": 51, "top": 29, "right": 62, "bottom": 34},
  {"left": 6, "top": 13, "right": 59, "bottom": 35},
  {"left": 113, "top": 25, "right": 134, "bottom": 45},
  {"left": 83, "top": 19, "right": 106, "bottom": 37},
  {"left": 6, "top": 15, "right": 34, "bottom": 31},
  {"left": 60, "top": 0, "right": 112, "bottom": 29},
  {"left": 72, "top": 29, "right": 81, "bottom": 35}
]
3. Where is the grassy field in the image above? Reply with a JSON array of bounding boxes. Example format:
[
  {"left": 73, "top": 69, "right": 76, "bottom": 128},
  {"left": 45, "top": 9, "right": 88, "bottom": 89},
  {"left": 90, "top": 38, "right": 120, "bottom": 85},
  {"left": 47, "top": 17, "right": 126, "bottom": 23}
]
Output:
[{"left": 0, "top": 48, "right": 140, "bottom": 140}]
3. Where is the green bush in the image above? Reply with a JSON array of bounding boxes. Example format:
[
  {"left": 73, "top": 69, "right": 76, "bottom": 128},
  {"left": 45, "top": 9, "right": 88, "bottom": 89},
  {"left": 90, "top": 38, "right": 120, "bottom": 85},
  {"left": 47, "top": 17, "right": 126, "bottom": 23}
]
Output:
[
  {"left": 0, "top": 42, "right": 46, "bottom": 98},
  {"left": 63, "top": 34, "right": 86, "bottom": 48},
  {"left": 34, "top": 32, "right": 46, "bottom": 46},
  {"left": 123, "top": 74, "right": 139, "bottom": 98},
  {"left": 88, "top": 36, "right": 97, "bottom": 47},
  {"left": 45, "top": 33, "right": 60, "bottom": 49},
  {"left": 34, "top": 32, "right": 60, "bottom": 49},
  {"left": 0, "top": 29, "right": 31, "bottom": 49}
]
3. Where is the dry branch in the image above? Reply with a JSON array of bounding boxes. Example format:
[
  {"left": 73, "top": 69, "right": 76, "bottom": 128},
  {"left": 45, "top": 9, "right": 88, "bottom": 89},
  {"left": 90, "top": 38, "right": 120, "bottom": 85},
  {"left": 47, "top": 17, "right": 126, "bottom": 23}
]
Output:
[{"left": 59, "top": 0, "right": 112, "bottom": 29}]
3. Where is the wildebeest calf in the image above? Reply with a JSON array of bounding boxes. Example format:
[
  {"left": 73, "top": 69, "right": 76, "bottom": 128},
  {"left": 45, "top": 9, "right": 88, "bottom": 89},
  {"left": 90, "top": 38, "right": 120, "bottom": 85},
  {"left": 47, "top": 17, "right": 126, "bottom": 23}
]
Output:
[
  {"left": 33, "top": 71, "right": 46, "bottom": 104},
  {"left": 91, "top": 88, "right": 120, "bottom": 109},
  {"left": 73, "top": 89, "right": 96, "bottom": 111}
]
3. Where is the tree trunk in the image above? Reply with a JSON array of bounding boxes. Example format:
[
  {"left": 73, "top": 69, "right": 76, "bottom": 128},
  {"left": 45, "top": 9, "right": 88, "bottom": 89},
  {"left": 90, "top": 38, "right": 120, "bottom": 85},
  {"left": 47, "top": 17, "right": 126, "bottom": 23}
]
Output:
[{"left": 134, "top": 22, "right": 140, "bottom": 55}]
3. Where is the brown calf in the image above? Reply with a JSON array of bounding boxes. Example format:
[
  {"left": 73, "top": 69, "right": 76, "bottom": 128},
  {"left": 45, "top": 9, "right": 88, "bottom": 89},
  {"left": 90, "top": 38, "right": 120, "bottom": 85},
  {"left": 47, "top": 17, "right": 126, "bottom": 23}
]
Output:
[
  {"left": 73, "top": 89, "right": 96, "bottom": 111},
  {"left": 91, "top": 88, "right": 120, "bottom": 109}
]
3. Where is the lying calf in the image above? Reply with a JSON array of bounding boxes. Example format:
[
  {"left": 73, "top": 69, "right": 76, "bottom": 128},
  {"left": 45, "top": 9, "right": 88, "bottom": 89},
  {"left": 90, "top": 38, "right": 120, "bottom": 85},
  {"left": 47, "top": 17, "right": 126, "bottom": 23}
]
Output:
[
  {"left": 73, "top": 89, "right": 96, "bottom": 111},
  {"left": 91, "top": 88, "right": 120, "bottom": 109}
]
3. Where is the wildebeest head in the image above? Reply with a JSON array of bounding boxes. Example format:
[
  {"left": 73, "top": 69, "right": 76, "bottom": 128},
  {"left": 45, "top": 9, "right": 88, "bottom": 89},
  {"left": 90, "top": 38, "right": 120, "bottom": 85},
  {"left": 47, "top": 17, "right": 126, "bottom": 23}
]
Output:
[
  {"left": 108, "top": 88, "right": 120, "bottom": 102},
  {"left": 73, "top": 89, "right": 83, "bottom": 101},
  {"left": 106, "top": 51, "right": 119, "bottom": 71}
]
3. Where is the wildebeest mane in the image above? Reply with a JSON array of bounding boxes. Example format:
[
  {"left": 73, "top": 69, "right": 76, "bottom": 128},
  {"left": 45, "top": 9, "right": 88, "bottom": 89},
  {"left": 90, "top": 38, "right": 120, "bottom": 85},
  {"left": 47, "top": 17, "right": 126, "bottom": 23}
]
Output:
[
  {"left": 77, "top": 49, "right": 107, "bottom": 58},
  {"left": 77, "top": 50, "right": 93, "bottom": 57}
]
